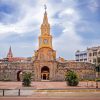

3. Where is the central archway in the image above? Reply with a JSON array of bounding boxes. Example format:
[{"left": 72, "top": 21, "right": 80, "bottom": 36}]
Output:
[{"left": 41, "top": 66, "right": 49, "bottom": 80}]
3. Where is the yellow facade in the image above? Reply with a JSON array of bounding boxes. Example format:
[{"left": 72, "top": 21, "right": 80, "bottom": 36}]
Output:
[
  {"left": 39, "top": 10, "right": 52, "bottom": 49},
  {"left": 34, "top": 8, "right": 56, "bottom": 61}
]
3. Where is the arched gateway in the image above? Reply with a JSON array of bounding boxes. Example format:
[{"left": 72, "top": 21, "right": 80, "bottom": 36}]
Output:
[
  {"left": 41, "top": 66, "right": 49, "bottom": 80},
  {"left": 17, "top": 71, "right": 22, "bottom": 81}
]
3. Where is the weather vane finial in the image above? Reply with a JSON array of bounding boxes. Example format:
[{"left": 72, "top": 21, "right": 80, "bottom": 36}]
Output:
[{"left": 44, "top": 4, "right": 47, "bottom": 11}]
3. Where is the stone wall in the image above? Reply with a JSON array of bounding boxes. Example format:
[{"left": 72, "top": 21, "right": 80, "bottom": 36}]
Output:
[
  {"left": 0, "top": 61, "right": 96, "bottom": 81},
  {"left": 55, "top": 61, "right": 95, "bottom": 81},
  {"left": 0, "top": 62, "right": 34, "bottom": 81}
]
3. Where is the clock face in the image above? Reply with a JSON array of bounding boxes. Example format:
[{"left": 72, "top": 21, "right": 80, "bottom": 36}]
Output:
[{"left": 44, "top": 39, "right": 48, "bottom": 44}]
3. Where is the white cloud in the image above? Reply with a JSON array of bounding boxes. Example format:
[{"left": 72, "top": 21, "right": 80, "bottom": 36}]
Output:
[
  {"left": 60, "top": 8, "right": 75, "bottom": 16},
  {"left": 0, "top": 0, "right": 45, "bottom": 36},
  {"left": 52, "top": 5, "right": 84, "bottom": 59},
  {"left": 88, "top": 0, "right": 99, "bottom": 13}
]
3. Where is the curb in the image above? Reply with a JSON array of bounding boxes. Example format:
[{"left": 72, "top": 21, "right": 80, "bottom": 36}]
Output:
[{"left": 33, "top": 89, "right": 100, "bottom": 92}]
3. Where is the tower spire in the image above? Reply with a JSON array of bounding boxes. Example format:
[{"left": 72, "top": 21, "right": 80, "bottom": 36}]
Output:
[
  {"left": 43, "top": 4, "right": 48, "bottom": 25},
  {"left": 7, "top": 46, "right": 13, "bottom": 58},
  {"left": 44, "top": 4, "right": 47, "bottom": 12},
  {"left": 41, "top": 5, "right": 50, "bottom": 35}
]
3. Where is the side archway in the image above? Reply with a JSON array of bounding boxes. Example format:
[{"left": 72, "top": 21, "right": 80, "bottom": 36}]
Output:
[{"left": 17, "top": 71, "right": 22, "bottom": 81}]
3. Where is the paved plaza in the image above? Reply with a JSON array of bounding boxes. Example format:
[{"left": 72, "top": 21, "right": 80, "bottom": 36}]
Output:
[
  {"left": 0, "top": 81, "right": 100, "bottom": 89},
  {"left": 0, "top": 81, "right": 100, "bottom": 100}
]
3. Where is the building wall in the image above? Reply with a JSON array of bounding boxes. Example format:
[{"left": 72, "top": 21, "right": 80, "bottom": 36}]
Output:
[
  {"left": 87, "top": 46, "right": 100, "bottom": 64},
  {"left": 0, "top": 61, "right": 95, "bottom": 81},
  {"left": 75, "top": 50, "right": 87, "bottom": 62},
  {"left": 56, "top": 61, "right": 95, "bottom": 81},
  {"left": 75, "top": 46, "right": 100, "bottom": 65},
  {"left": 0, "top": 62, "right": 34, "bottom": 81}
]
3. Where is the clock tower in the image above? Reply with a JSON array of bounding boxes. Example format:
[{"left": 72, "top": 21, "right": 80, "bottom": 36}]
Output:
[
  {"left": 39, "top": 6, "right": 52, "bottom": 49},
  {"left": 34, "top": 6, "right": 56, "bottom": 61},
  {"left": 33, "top": 6, "right": 57, "bottom": 81}
]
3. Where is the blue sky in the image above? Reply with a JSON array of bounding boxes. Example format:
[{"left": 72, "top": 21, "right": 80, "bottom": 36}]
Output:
[{"left": 0, "top": 0, "right": 100, "bottom": 59}]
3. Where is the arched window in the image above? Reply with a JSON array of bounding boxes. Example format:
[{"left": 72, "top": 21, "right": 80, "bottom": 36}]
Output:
[{"left": 89, "top": 53, "right": 92, "bottom": 56}]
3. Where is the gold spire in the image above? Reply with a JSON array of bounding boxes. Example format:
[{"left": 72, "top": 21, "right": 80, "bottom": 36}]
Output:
[
  {"left": 41, "top": 5, "right": 50, "bottom": 35},
  {"left": 43, "top": 5, "right": 48, "bottom": 24},
  {"left": 43, "top": 10, "right": 48, "bottom": 24}
]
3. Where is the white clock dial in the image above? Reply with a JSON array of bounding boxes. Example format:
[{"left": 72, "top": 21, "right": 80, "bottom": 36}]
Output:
[{"left": 44, "top": 39, "right": 48, "bottom": 44}]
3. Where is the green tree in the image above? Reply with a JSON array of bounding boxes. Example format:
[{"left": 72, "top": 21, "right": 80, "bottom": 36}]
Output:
[
  {"left": 65, "top": 71, "right": 79, "bottom": 86},
  {"left": 22, "top": 72, "right": 32, "bottom": 86}
]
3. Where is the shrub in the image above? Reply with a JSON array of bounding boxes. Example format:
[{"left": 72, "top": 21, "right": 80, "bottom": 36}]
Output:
[
  {"left": 65, "top": 71, "right": 79, "bottom": 86},
  {"left": 22, "top": 72, "right": 32, "bottom": 87},
  {"left": 96, "top": 78, "right": 100, "bottom": 82}
]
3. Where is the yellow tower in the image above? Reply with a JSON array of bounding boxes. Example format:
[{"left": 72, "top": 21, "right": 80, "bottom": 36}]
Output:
[
  {"left": 39, "top": 5, "right": 52, "bottom": 49},
  {"left": 34, "top": 5, "right": 56, "bottom": 61}
]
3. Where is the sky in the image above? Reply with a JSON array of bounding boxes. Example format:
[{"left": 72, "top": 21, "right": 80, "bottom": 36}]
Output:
[{"left": 0, "top": 0, "right": 100, "bottom": 60}]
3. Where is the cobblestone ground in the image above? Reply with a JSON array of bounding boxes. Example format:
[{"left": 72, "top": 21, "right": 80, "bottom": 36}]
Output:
[{"left": 0, "top": 81, "right": 100, "bottom": 89}]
